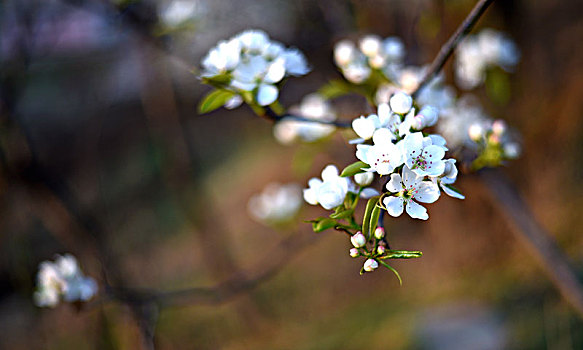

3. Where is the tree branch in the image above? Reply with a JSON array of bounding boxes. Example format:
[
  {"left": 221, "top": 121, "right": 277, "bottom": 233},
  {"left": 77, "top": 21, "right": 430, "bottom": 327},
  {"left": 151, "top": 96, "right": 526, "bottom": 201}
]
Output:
[
  {"left": 479, "top": 168, "right": 583, "bottom": 317},
  {"left": 411, "top": 0, "right": 495, "bottom": 98}
]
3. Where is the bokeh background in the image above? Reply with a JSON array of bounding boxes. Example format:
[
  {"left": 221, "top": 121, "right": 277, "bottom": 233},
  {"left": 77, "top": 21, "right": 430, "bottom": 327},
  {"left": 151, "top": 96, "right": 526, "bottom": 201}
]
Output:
[{"left": 1, "top": 0, "right": 583, "bottom": 348}]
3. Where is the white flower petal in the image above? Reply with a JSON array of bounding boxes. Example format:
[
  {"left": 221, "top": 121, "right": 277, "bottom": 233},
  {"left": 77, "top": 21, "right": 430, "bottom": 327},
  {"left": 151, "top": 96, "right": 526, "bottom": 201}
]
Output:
[
  {"left": 256, "top": 84, "right": 279, "bottom": 106},
  {"left": 405, "top": 200, "right": 428, "bottom": 220},
  {"left": 413, "top": 181, "right": 440, "bottom": 203},
  {"left": 383, "top": 196, "right": 404, "bottom": 217},
  {"left": 389, "top": 92, "right": 413, "bottom": 114},
  {"left": 441, "top": 183, "right": 465, "bottom": 199},
  {"left": 321, "top": 165, "right": 339, "bottom": 182},
  {"left": 386, "top": 173, "right": 402, "bottom": 193},
  {"left": 402, "top": 165, "right": 421, "bottom": 190},
  {"left": 264, "top": 58, "right": 286, "bottom": 83}
]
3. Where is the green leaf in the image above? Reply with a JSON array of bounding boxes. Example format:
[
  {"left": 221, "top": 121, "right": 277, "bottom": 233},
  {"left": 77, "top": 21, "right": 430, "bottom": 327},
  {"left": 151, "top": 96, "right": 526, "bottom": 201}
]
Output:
[
  {"left": 382, "top": 250, "right": 423, "bottom": 259},
  {"left": 379, "top": 261, "right": 402, "bottom": 285},
  {"left": 362, "top": 196, "right": 380, "bottom": 239},
  {"left": 312, "top": 218, "right": 337, "bottom": 233},
  {"left": 340, "top": 161, "right": 369, "bottom": 177},
  {"left": 369, "top": 204, "right": 381, "bottom": 238},
  {"left": 442, "top": 184, "right": 464, "bottom": 196},
  {"left": 330, "top": 208, "right": 354, "bottom": 220},
  {"left": 318, "top": 80, "right": 352, "bottom": 100},
  {"left": 198, "top": 89, "right": 236, "bottom": 114}
]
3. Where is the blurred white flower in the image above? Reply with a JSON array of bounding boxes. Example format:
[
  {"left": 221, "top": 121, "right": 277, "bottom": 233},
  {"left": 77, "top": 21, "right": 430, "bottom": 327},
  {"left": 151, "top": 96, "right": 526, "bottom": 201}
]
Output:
[
  {"left": 34, "top": 254, "right": 97, "bottom": 308},
  {"left": 455, "top": 29, "right": 520, "bottom": 89},
  {"left": 273, "top": 94, "right": 336, "bottom": 144},
  {"left": 248, "top": 183, "right": 302, "bottom": 223},
  {"left": 333, "top": 35, "right": 405, "bottom": 83},
  {"left": 201, "top": 29, "right": 310, "bottom": 107},
  {"left": 161, "top": 0, "right": 197, "bottom": 27}
]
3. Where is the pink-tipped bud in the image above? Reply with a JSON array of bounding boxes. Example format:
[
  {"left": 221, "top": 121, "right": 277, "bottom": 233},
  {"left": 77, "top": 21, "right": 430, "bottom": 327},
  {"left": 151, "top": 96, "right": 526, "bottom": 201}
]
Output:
[
  {"left": 374, "top": 227, "right": 385, "bottom": 240},
  {"left": 363, "top": 259, "right": 379, "bottom": 272},
  {"left": 351, "top": 232, "right": 366, "bottom": 248},
  {"left": 349, "top": 248, "right": 359, "bottom": 258},
  {"left": 377, "top": 245, "right": 386, "bottom": 255},
  {"left": 491, "top": 119, "right": 506, "bottom": 136}
]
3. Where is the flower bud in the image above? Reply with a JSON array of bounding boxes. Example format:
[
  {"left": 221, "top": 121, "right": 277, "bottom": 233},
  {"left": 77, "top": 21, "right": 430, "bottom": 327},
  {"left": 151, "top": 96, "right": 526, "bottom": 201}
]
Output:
[
  {"left": 504, "top": 142, "right": 521, "bottom": 159},
  {"left": 418, "top": 106, "right": 438, "bottom": 127},
  {"left": 377, "top": 245, "right": 386, "bottom": 255},
  {"left": 468, "top": 123, "right": 484, "bottom": 141},
  {"left": 363, "top": 259, "right": 379, "bottom": 272},
  {"left": 354, "top": 172, "right": 374, "bottom": 186},
  {"left": 334, "top": 40, "right": 355, "bottom": 67},
  {"left": 374, "top": 227, "right": 385, "bottom": 240},
  {"left": 491, "top": 119, "right": 506, "bottom": 136},
  {"left": 359, "top": 35, "right": 382, "bottom": 57},
  {"left": 351, "top": 232, "right": 366, "bottom": 248},
  {"left": 389, "top": 92, "right": 413, "bottom": 114},
  {"left": 349, "top": 248, "right": 359, "bottom": 258}
]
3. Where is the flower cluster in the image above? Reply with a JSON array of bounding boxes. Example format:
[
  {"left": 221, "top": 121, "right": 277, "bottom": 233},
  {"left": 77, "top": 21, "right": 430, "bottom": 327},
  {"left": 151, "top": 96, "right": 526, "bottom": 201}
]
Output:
[
  {"left": 34, "top": 254, "right": 98, "bottom": 308},
  {"left": 201, "top": 29, "right": 310, "bottom": 107},
  {"left": 304, "top": 165, "right": 378, "bottom": 210},
  {"left": 455, "top": 29, "right": 520, "bottom": 89},
  {"left": 273, "top": 94, "right": 337, "bottom": 144},
  {"left": 349, "top": 92, "right": 462, "bottom": 220},
  {"left": 333, "top": 35, "right": 405, "bottom": 83},
  {"left": 248, "top": 182, "right": 303, "bottom": 224}
]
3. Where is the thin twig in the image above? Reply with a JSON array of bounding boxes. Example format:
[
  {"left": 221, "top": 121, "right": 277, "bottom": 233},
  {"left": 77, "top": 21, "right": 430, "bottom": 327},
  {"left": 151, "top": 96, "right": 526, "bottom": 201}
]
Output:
[
  {"left": 479, "top": 168, "right": 583, "bottom": 317},
  {"left": 411, "top": 0, "right": 495, "bottom": 98},
  {"left": 101, "top": 232, "right": 316, "bottom": 308}
]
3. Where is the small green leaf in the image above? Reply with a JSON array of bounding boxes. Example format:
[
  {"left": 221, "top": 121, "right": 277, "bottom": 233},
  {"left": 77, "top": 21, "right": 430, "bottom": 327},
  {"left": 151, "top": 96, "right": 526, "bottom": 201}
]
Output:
[
  {"left": 330, "top": 208, "right": 354, "bottom": 220},
  {"left": 382, "top": 250, "right": 423, "bottom": 259},
  {"left": 313, "top": 218, "right": 337, "bottom": 233},
  {"left": 362, "top": 196, "right": 380, "bottom": 239},
  {"left": 198, "top": 89, "right": 236, "bottom": 114},
  {"left": 340, "top": 161, "right": 369, "bottom": 177},
  {"left": 379, "top": 261, "right": 402, "bottom": 285},
  {"left": 369, "top": 204, "right": 381, "bottom": 238}
]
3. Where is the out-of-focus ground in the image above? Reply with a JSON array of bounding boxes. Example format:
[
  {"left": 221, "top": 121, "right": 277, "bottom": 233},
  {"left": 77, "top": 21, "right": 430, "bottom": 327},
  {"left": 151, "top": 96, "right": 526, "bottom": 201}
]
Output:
[{"left": 1, "top": 0, "right": 583, "bottom": 349}]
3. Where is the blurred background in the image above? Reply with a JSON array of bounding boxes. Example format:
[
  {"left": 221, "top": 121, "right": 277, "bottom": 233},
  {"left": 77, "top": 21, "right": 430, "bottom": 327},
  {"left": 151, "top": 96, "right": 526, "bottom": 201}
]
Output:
[{"left": 1, "top": 0, "right": 583, "bottom": 348}]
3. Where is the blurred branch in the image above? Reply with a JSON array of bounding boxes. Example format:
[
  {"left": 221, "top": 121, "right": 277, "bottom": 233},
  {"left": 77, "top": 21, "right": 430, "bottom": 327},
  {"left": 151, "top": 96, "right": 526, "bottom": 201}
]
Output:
[
  {"left": 101, "top": 232, "right": 316, "bottom": 307},
  {"left": 479, "top": 168, "right": 583, "bottom": 317},
  {"left": 412, "top": 0, "right": 495, "bottom": 98},
  {"left": 264, "top": 107, "right": 352, "bottom": 128}
]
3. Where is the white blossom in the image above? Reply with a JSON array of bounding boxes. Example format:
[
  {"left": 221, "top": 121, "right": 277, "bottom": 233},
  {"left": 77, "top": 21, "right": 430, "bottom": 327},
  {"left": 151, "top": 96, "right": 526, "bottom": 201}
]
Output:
[
  {"left": 248, "top": 182, "right": 302, "bottom": 223},
  {"left": 161, "top": 0, "right": 198, "bottom": 27},
  {"left": 201, "top": 29, "right": 310, "bottom": 107},
  {"left": 402, "top": 132, "right": 446, "bottom": 177},
  {"left": 433, "top": 159, "right": 465, "bottom": 200},
  {"left": 356, "top": 128, "right": 404, "bottom": 175},
  {"left": 304, "top": 165, "right": 356, "bottom": 210},
  {"left": 455, "top": 29, "right": 520, "bottom": 89},
  {"left": 383, "top": 166, "right": 440, "bottom": 220},
  {"left": 34, "top": 254, "right": 97, "bottom": 308}
]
